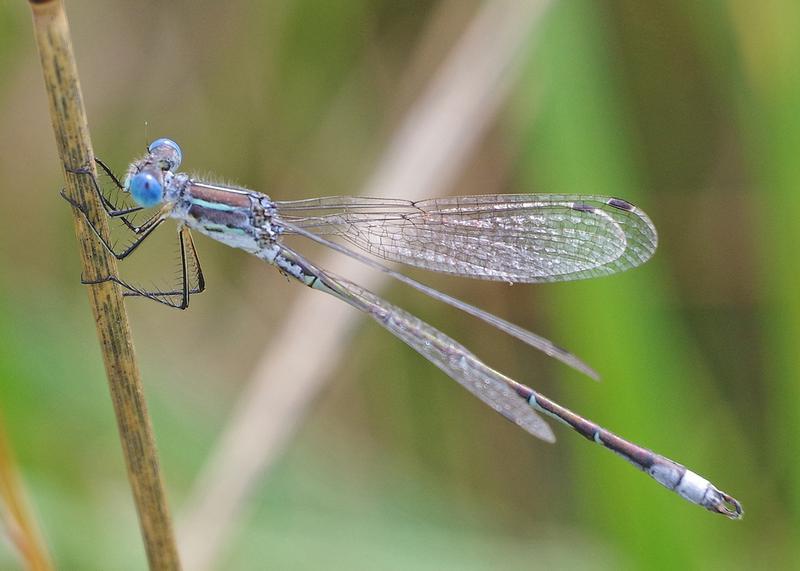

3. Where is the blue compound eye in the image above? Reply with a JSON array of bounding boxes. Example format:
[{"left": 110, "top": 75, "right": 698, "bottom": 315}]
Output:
[
  {"left": 129, "top": 171, "right": 164, "bottom": 207},
  {"left": 148, "top": 137, "right": 182, "bottom": 170}
]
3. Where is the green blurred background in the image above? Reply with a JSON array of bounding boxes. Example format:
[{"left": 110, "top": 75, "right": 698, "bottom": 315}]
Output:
[{"left": 1, "top": 0, "right": 798, "bottom": 568}]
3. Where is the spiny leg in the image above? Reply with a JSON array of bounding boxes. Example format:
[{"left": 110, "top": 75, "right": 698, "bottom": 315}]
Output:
[
  {"left": 95, "top": 157, "right": 125, "bottom": 190},
  {"left": 60, "top": 189, "right": 167, "bottom": 259},
  {"left": 182, "top": 226, "right": 206, "bottom": 295},
  {"left": 82, "top": 275, "right": 190, "bottom": 310},
  {"left": 133, "top": 227, "right": 206, "bottom": 300},
  {"left": 81, "top": 227, "right": 205, "bottom": 310},
  {"left": 66, "top": 161, "right": 143, "bottom": 227},
  {"left": 62, "top": 160, "right": 205, "bottom": 309},
  {"left": 61, "top": 190, "right": 179, "bottom": 303}
]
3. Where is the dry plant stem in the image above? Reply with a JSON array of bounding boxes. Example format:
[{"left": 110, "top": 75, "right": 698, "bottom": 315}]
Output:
[
  {"left": 179, "top": 1, "right": 552, "bottom": 569},
  {"left": 0, "top": 411, "right": 53, "bottom": 571},
  {"left": 28, "top": 1, "right": 181, "bottom": 569}
]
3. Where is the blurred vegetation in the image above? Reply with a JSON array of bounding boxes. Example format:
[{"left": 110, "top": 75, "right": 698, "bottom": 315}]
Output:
[{"left": 0, "top": 0, "right": 797, "bottom": 568}]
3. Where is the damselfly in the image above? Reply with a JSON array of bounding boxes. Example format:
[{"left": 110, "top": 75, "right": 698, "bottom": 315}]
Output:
[{"left": 63, "top": 138, "right": 742, "bottom": 519}]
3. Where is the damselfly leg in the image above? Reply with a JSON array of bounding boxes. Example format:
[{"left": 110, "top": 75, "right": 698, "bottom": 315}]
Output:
[
  {"left": 62, "top": 161, "right": 205, "bottom": 308},
  {"left": 60, "top": 188, "right": 167, "bottom": 259},
  {"left": 67, "top": 159, "right": 143, "bottom": 225},
  {"left": 80, "top": 226, "right": 205, "bottom": 309}
]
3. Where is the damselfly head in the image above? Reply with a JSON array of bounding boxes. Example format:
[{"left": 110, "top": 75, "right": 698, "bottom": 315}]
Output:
[{"left": 123, "top": 138, "right": 183, "bottom": 207}]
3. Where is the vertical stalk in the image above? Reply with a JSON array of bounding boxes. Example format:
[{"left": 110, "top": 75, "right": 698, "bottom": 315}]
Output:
[{"left": 28, "top": 1, "right": 181, "bottom": 568}]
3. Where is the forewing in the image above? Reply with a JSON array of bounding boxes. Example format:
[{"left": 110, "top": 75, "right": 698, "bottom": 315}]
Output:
[{"left": 276, "top": 194, "right": 657, "bottom": 283}]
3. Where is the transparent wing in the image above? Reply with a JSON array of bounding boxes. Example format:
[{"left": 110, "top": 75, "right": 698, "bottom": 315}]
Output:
[
  {"left": 297, "top": 258, "right": 555, "bottom": 442},
  {"left": 275, "top": 194, "right": 658, "bottom": 283},
  {"left": 278, "top": 218, "right": 599, "bottom": 379}
]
